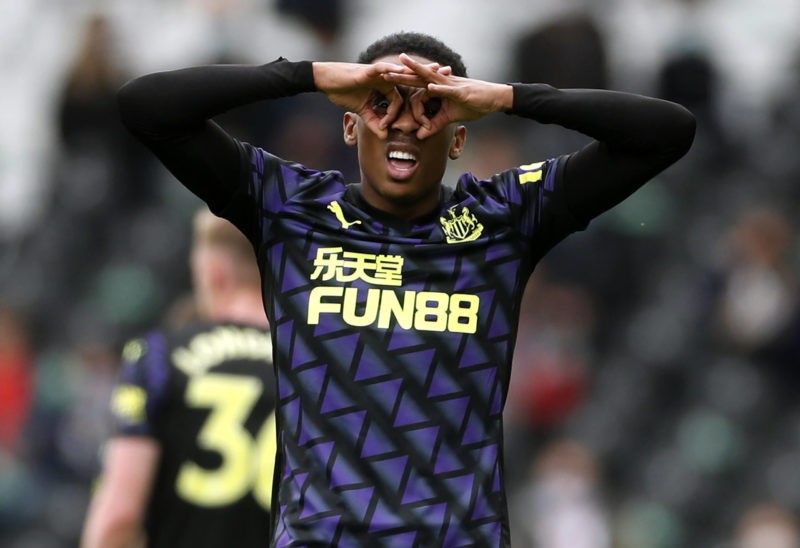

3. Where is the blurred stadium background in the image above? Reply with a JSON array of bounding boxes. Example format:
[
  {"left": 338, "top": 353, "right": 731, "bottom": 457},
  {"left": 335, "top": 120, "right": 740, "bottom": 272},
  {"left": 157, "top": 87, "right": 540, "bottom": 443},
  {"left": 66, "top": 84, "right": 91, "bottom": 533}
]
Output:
[{"left": 2, "top": 0, "right": 800, "bottom": 546}]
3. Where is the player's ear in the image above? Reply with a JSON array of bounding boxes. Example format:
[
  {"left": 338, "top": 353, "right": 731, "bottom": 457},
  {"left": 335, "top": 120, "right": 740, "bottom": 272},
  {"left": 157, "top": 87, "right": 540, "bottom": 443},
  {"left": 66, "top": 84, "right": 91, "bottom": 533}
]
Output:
[
  {"left": 343, "top": 112, "right": 358, "bottom": 147},
  {"left": 448, "top": 125, "right": 467, "bottom": 160}
]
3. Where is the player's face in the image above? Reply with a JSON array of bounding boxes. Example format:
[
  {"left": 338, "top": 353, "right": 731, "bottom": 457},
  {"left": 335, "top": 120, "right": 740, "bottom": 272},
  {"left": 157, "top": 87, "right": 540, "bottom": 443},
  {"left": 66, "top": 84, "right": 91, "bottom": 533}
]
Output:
[{"left": 343, "top": 54, "right": 466, "bottom": 220}]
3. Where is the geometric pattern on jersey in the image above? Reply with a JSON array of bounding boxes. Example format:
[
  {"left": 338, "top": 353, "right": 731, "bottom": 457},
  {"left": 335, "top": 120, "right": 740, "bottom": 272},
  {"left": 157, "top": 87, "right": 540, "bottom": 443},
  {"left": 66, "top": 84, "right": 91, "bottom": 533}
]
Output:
[{"left": 225, "top": 146, "right": 580, "bottom": 547}]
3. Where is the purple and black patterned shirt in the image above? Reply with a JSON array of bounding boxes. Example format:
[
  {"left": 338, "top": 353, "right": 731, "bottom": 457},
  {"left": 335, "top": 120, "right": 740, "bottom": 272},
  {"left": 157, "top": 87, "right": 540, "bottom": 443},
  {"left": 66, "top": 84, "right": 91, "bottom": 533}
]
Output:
[{"left": 220, "top": 144, "right": 583, "bottom": 547}]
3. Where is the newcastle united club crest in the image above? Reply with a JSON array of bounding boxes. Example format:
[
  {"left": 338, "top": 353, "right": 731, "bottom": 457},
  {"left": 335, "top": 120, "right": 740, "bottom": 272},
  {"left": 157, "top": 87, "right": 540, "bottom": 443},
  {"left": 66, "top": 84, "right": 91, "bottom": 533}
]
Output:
[{"left": 439, "top": 206, "right": 483, "bottom": 243}]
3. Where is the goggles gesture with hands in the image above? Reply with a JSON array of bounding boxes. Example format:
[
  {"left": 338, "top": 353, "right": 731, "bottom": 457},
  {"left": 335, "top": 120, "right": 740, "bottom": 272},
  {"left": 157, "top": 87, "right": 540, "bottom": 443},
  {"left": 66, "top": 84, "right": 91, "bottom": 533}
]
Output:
[
  {"left": 314, "top": 59, "right": 452, "bottom": 139},
  {"left": 383, "top": 53, "right": 513, "bottom": 139}
]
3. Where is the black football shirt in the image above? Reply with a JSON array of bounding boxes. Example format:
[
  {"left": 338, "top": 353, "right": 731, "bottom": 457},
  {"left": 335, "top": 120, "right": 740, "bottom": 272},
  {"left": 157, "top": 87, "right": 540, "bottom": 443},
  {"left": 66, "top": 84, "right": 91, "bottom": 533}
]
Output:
[{"left": 110, "top": 321, "right": 276, "bottom": 548}]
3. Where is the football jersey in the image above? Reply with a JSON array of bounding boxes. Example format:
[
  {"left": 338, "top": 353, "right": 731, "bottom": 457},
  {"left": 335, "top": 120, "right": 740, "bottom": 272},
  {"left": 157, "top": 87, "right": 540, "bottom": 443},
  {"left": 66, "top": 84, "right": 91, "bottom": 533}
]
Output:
[
  {"left": 110, "top": 321, "right": 276, "bottom": 548},
  {"left": 221, "top": 144, "right": 585, "bottom": 547}
]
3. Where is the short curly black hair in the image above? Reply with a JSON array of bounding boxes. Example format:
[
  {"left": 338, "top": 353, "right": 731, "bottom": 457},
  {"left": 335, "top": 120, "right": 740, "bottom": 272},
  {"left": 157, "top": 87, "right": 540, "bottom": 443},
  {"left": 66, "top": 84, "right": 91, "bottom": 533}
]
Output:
[{"left": 358, "top": 32, "right": 467, "bottom": 77}]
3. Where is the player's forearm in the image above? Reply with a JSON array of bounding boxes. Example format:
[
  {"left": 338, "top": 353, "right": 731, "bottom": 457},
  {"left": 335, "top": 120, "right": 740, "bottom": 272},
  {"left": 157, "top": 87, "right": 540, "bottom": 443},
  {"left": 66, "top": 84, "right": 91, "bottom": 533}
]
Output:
[
  {"left": 310, "top": 61, "right": 346, "bottom": 92},
  {"left": 117, "top": 59, "right": 315, "bottom": 140},
  {"left": 508, "top": 84, "right": 696, "bottom": 159},
  {"left": 81, "top": 506, "right": 144, "bottom": 548},
  {"left": 82, "top": 527, "right": 143, "bottom": 548}
]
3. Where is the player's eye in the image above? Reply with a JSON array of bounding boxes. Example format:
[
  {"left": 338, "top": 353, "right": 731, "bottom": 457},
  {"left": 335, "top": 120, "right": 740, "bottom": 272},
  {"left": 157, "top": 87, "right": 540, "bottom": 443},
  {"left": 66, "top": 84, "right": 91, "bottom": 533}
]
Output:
[
  {"left": 371, "top": 93, "right": 390, "bottom": 116},
  {"left": 423, "top": 98, "right": 442, "bottom": 118}
]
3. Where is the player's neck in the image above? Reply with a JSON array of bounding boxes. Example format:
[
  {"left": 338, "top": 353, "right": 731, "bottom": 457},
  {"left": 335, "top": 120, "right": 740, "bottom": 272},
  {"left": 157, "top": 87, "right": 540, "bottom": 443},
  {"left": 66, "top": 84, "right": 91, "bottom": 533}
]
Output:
[
  {"left": 348, "top": 184, "right": 448, "bottom": 224},
  {"left": 207, "top": 291, "right": 268, "bottom": 328}
]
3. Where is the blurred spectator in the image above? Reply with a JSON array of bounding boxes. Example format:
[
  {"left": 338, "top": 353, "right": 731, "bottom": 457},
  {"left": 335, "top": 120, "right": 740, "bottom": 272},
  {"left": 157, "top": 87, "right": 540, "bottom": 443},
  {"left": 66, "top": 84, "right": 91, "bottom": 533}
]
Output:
[
  {"left": 211, "top": 67, "right": 358, "bottom": 180},
  {"left": 734, "top": 503, "right": 800, "bottom": 548},
  {"left": 708, "top": 206, "right": 800, "bottom": 394},
  {"left": 762, "top": 45, "right": 800, "bottom": 194},
  {"left": 55, "top": 12, "right": 154, "bottom": 215},
  {"left": 598, "top": 0, "right": 800, "bottom": 137},
  {"left": 504, "top": 273, "right": 595, "bottom": 493},
  {"left": 0, "top": 307, "right": 34, "bottom": 452},
  {"left": 0, "top": 336, "right": 117, "bottom": 546},
  {"left": 511, "top": 439, "right": 611, "bottom": 548},
  {"left": 266, "top": 96, "right": 359, "bottom": 177},
  {"left": 58, "top": 14, "right": 125, "bottom": 151},
  {"left": 455, "top": 120, "right": 523, "bottom": 181},
  {"left": 656, "top": 49, "right": 736, "bottom": 169},
  {"left": 52, "top": 339, "right": 117, "bottom": 484},
  {"left": 509, "top": 275, "right": 594, "bottom": 432},
  {"left": 11, "top": 11, "right": 187, "bottom": 347},
  {"left": 275, "top": 0, "right": 346, "bottom": 45},
  {"left": 510, "top": 11, "right": 608, "bottom": 90}
]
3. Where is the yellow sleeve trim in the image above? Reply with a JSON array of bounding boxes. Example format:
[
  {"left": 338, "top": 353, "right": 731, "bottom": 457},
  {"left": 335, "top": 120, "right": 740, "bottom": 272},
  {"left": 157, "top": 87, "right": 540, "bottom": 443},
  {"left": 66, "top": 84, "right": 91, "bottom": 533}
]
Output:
[
  {"left": 519, "top": 170, "right": 543, "bottom": 184},
  {"left": 111, "top": 385, "right": 147, "bottom": 423},
  {"left": 518, "top": 162, "right": 544, "bottom": 184}
]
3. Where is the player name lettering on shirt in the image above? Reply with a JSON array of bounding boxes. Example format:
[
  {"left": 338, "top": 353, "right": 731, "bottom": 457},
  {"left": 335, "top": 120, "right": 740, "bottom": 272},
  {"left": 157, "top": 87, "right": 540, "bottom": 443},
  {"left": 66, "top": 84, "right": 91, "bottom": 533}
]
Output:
[{"left": 172, "top": 327, "right": 273, "bottom": 376}]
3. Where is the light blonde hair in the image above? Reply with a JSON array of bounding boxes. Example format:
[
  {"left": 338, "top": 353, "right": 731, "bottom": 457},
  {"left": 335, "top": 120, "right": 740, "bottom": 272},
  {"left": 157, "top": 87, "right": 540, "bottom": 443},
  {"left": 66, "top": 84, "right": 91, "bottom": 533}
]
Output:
[{"left": 191, "top": 208, "right": 261, "bottom": 288}]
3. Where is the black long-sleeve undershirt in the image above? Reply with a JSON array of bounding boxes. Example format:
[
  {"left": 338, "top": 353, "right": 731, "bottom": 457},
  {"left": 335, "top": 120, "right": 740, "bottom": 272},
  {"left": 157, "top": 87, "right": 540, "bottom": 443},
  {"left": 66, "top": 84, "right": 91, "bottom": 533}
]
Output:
[
  {"left": 508, "top": 83, "right": 695, "bottom": 221},
  {"left": 117, "top": 59, "right": 315, "bottom": 212},
  {"left": 117, "top": 59, "right": 695, "bottom": 222}
]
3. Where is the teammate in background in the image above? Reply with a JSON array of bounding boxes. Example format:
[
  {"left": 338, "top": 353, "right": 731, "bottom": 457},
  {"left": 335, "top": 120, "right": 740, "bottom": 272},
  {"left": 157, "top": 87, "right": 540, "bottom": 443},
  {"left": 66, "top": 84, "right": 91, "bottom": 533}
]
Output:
[
  {"left": 116, "top": 32, "right": 695, "bottom": 547},
  {"left": 80, "top": 208, "right": 276, "bottom": 548}
]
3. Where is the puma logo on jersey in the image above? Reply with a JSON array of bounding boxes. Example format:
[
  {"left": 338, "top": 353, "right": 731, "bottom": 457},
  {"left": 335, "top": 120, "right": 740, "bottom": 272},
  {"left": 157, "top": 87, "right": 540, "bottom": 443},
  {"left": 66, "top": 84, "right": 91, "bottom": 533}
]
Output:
[{"left": 328, "top": 201, "right": 362, "bottom": 229}]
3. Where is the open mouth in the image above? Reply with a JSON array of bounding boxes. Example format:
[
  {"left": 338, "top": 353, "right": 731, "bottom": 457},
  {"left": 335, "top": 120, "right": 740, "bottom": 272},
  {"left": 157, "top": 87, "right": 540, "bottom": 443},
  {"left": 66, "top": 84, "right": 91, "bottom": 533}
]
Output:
[{"left": 387, "top": 149, "right": 419, "bottom": 180}]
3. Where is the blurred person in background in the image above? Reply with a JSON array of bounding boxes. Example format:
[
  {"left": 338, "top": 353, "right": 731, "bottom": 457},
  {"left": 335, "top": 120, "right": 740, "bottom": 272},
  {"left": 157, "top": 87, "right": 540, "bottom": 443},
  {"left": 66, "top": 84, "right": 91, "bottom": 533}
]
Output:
[
  {"left": 0, "top": 306, "right": 34, "bottom": 453},
  {"left": 115, "top": 30, "right": 694, "bottom": 546},
  {"left": 511, "top": 439, "right": 610, "bottom": 548},
  {"left": 58, "top": 14, "right": 127, "bottom": 158},
  {"left": 55, "top": 12, "right": 153, "bottom": 217},
  {"left": 734, "top": 503, "right": 800, "bottom": 548},
  {"left": 80, "top": 208, "right": 276, "bottom": 548},
  {"left": 0, "top": 306, "right": 36, "bottom": 536},
  {"left": 274, "top": 0, "right": 345, "bottom": 46},
  {"left": 708, "top": 206, "right": 800, "bottom": 400},
  {"left": 14, "top": 11, "right": 160, "bottom": 350},
  {"left": 504, "top": 273, "right": 595, "bottom": 490},
  {"left": 656, "top": 48, "right": 733, "bottom": 169},
  {"left": 509, "top": 275, "right": 594, "bottom": 432}
]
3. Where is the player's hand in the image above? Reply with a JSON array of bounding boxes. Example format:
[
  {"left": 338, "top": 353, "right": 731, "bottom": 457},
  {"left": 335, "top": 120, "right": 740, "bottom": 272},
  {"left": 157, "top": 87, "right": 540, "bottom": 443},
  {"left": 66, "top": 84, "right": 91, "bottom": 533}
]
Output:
[
  {"left": 313, "top": 60, "right": 450, "bottom": 139},
  {"left": 383, "top": 53, "right": 513, "bottom": 140},
  {"left": 314, "top": 61, "right": 404, "bottom": 139}
]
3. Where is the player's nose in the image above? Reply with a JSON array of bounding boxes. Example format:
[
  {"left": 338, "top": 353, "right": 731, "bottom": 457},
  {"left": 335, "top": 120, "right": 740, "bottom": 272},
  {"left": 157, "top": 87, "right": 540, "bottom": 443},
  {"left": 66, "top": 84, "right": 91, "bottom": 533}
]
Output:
[{"left": 389, "top": 100, "right": 421, "bottom": 134}]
